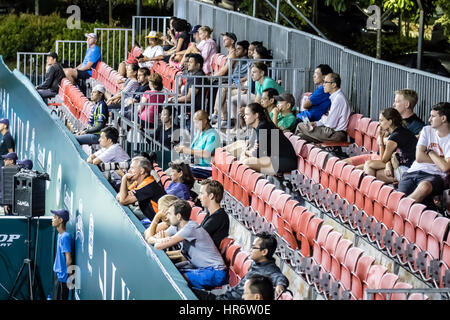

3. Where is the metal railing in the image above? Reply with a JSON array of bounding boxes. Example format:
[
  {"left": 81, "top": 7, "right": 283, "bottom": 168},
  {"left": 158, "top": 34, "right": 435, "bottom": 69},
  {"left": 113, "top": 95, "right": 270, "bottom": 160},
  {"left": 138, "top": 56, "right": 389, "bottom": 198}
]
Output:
[
  {"left": 16, "top": 52, "right": 48, "bottom": 86},
  {"left": 365, "top": 288, "right": 450, "bottom": 300},
  {"left": 55, "top": 40, "right": 87, "bottom": 69},
  {"left": 94, "top": 28, "right": 133, "bottom": 71}
]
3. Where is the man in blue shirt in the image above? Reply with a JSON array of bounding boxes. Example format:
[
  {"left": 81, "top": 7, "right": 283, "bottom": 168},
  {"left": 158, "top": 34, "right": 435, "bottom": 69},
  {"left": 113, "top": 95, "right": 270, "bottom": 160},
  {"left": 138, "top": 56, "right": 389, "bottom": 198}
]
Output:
[
  {"left": 64, "top": 32, "right": 101, "bottom": 85},
  {"left": 297, "top": 64, "right": 333, "bottom": 122},
  {"left": 51, "top": 209, "right": 73, "bottom": 300}
]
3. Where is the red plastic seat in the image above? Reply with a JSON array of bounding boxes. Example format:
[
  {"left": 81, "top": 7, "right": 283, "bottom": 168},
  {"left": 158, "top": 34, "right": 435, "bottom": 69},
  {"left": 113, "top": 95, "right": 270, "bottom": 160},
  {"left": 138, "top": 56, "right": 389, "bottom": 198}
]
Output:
[
  {"left": 365, "top": 121, "right": 380, "bottom": 152},
  {"left": 224, "top": 244, "right": 241, "bottom": 266},
  {"left": 427, "top": 217, "right": 450, "bottom": 260},
  {"left": 320, "top": 156, "right": 339, "bottom": 190},
  {"left": 281, "top": 199, "right": 301, "bottom": 225},
  {"left": 304, "top": 147, "right": 321, "bottom": 179},
  {"left": 340, "top": 247, "right": 364, "bottom": 291},
  {"left": 390, "top": 282, "right": 412, "bottom": 300},
  {"left": 355, "top": 117, "right": 371, "bottom": 148},
  {"left": 242, "top": 259, "right": 252, "bottom": 277},
  {"left": 375, "top": 272, "right": 399, "bottom": 300},
  {"left": 312, "top": 151, "right": 328, "bottom": 184},
  {"left": 229, "top": 251, "right": 249, "bottom": 287},
  {"left": 330, "top": 238, "right": 353, "bottom": 282},
  {"left": 329, "top": 161, "right": 347, "bottom": 195},
  {"left": 250, "top": 178, "right": 269, "bottom": 214},
  {"left": 364, "top": 179, "right": 385, "bottom": 217},
  {"left": 320, "top": 231, "right": 342, "bottom": 273},
  {"left": 347, "top": 113, "right": 364, "bottom": 140},
  {"left": 404, "top": 202, "right": 427, "bottom": 243},
  {"left": 345, "top": 169, "right": 364, "bottom": 204},
  {"left": 351, "top": 255, "right": 375, "bottom": 300},
  {"left": 337, "top": 164, "right": 354, "bottom": 200},
  {"left": 364, "top": 265, "right": 388, "bottom": 298},
  {"left": 271, "top": 193, "right": 291, "bottom": 228},
  {"left": 190, "top": 206, "right": 202, "bottom": 222},
  {"left": 373, "top": 185, "right": 394, "bottom": 224},
  {"left": 383, "top": 191, "right": 405, "bottom": 230},
  {"left": 312, "top": 225, "right": 334, "bottom": 265},
  {"left": 393, "top": 194, "right": 415, "bottom": 237},
  {"left": 298, "top": 143, "right": 315, "bottom": 174},
  {"left": 219, "top": 237, "right": 235, "bottom": 256},
  {"left": 265, "top": 189, "right": 285, "bottom": 226},
  {"left": 355, "top": 175, "right": 376, "bottom": 210},
  {"left": 415, "top": 210, "right": 438, "bottom": 251},
  {"left": 260, "top": 183, "right": 276, "bottom": 222},
  {"left": 408, "top": 293, "right": 429, "bottom": 300}
]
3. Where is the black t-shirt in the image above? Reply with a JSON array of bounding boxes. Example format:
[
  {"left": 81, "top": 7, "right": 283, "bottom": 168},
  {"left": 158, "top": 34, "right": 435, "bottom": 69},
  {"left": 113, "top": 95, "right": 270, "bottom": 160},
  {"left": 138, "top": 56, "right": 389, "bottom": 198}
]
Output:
[
  {"left": 388, "top": 126, "right": 418, "bottom": 167},
  {"left": 200, "top": 207, "right": 230, "bottom": 249},
  {"left": 0, "top": 131, "right": 15, "bottom": 156},
  {"left": 254, "top": 120, "right": 297, "bottom": 173},
  {"left": 183, "top": 70, "right": 206, "bottom": 111},
  {"left": 177, "top": 31, "right": 190, "bottom": 51},
  {"left": 404, "top": 113, "right": 425, "bottom": 135},
  {"left": 155, "top": 123, "right": 180, "bottom": 149},
  {"left": 134, "top": 178, "right": 166, "bottom": 220},
  {"left": 134, "top": 83, "right": 150, "bottom": 101}
]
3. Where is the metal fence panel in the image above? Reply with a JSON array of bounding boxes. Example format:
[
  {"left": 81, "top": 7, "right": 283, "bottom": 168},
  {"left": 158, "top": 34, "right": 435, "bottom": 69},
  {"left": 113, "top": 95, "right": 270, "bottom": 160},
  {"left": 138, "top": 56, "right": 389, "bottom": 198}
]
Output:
[
  {"left": 132, "top": 16, "right": 170, "bottom": 50},
  {"left": 94, "top": 28, "right": 132, "bottom": 71},
  {"left": 16, "top": 52, "right": 48, "bottom": 86},
  {"left": 55, "top": 40, "right": 87, "bottom": 69}
]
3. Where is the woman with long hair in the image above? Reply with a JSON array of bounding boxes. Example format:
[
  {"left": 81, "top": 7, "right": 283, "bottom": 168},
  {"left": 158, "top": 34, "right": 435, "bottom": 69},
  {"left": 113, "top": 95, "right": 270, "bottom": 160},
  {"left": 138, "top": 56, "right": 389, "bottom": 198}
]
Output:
[
  {"left": 166, "top": 161, "right": 195, "bottom": 200},
  {"left": 364, "top": 107, "right": 418, "bottom": 182}
]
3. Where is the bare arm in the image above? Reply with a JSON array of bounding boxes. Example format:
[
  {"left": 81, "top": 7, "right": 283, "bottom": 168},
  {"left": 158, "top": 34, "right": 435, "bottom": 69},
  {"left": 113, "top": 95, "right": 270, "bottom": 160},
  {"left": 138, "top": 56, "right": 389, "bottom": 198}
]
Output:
[
  {"left": 428, "top": 150, "right": 450, "bottom": 173},
  {"left": 380, "top": 140, "right": 398, "bottom": 163},
  {"left": 77, "top": 61, "right": 94, "bottom": 71}
]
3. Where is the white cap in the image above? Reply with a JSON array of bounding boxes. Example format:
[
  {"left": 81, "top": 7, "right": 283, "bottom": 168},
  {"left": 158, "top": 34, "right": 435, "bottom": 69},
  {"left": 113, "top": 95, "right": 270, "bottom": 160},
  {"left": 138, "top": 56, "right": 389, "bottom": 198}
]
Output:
[
  {"left": 92, "top": 84, "right": 105, "bottom": 94},
  {"left": 145, "top": 31, "right": 159, "bottom": 38},
  {"left": 85, "top": 32, "right": 97, "bottom": 39}
]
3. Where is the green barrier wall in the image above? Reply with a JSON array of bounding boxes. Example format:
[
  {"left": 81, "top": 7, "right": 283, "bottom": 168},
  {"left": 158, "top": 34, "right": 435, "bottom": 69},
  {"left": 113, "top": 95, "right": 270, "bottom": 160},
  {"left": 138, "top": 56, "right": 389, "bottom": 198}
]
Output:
[
  {"left": 0, "top": 55, "right": 197, "bottom": 300},
  {"left": 0, "top": 216, "right": 55, "bottom": 300}
]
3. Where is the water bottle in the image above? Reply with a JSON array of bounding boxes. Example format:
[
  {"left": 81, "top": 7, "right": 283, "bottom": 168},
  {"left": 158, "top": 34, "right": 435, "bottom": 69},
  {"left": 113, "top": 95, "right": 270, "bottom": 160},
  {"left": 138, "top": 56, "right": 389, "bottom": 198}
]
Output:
[{"left": 47, "top": 294, "right": 52, "bottom": 300}]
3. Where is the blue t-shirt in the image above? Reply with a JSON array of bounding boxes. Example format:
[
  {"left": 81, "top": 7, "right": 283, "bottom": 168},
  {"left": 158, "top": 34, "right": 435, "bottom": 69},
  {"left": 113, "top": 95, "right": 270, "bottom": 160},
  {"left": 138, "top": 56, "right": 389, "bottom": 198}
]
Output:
[
  {"left": 190, "top": 128, "right": 220, "bottom": 167},
  {"left": 297, "top": 85, "right": 331, "bottom": 121},
  {"left": 166, "top": 182, "right": 191, "bottom": 200},
  {"left": 82, "top": 45, "right": 101, "bottom": 76},
  {"left": 53, "top": 232, "right": 73, "bottom": 283}
]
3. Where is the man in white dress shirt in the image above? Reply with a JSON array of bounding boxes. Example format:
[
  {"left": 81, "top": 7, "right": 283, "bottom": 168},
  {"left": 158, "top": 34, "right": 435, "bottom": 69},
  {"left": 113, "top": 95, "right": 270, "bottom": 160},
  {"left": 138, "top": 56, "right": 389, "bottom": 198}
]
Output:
[{"left": 295, "top": 72, "right": 351, "bottom": 143}]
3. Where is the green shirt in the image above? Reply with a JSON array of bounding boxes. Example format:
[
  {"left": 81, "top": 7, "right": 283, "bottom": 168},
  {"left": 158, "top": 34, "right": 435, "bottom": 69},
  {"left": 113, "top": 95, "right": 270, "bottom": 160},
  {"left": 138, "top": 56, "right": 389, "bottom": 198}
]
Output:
[
  {"left": 270, "top": 111, "right": 297, "bottom": 132},
  {"left": 255, "top": 77, "right": 284, "bottom": 98},
  {"left": 190, "top": 128, "right": 220, "bottom": 166}
]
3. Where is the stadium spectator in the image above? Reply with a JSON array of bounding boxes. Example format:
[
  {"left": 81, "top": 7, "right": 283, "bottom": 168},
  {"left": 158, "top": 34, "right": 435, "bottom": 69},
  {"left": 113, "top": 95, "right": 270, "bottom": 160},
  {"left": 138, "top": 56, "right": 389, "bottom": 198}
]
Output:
[
  {"left": 398, "top": 102, "right": 450, "bottom": 209},
  {"left": 213, "top": 40, "right": 250, "bottom": 125},
  {"left": 271, "top": 93, "right": 297, "bottom": 132},
  {"left": 51, "top": 209, "right": 73, "bottom": 300},
  {"left": 163, "top": 19, "right": 191, "bottom": 63},
  {"left": 75, "top": 84, "right": 108, "bottom": 145},
  {"left": 144, "top": 194, "right": 179, "bottom": 241},
  {"left": 106, "top": 63, "right": 140, "bottom": 110},
  {"left": 118, "top": 45, "right": 142, "bottom": 79},
  {"left": 166, "top": 161, "right": 195, "bottom": 200},
  {"left": 241, "top": 103, "right": 297, "bottom": 175},
  {"left": 168, "top": 53, "right": 205, "bottom": 111},
  {"left": 248, "top": 41, "right": 263, "bottom": 59},
  {"left": 35, "top": 52, "right": 65, "bottom": 101},
  {"left": 0, "top": 118, "right": 15, "bottom": 165},
  {"left": 148, "top": 199, "right": 227, "bottom": 289},
  {"left": 153, "top": 106, "right": 180, "bottom": 149},
  {"left": 178, "top": 26, "right": 217, "bottom": 75},
  {"left": 116, "top": 156, "right": 166, "bottom": 221},
  {"left": 170, "top": 24, "right": 202, "bottom": 64},
  {"left": 18, "top": 159, "right": 33, "bottom": 170},
  {"left": 213, "top": 32, "right": 237, "bottom": 77},
  {"left": 393, "top": 88, "right": 425, "bottom": 136},
  {"left": 260, "top": 88, "right": 278, "bottom": 118},
  {"left": 242, "top": 274, "right": 275, "bottom": 300},
  {"left": 364, "top": 108, "right": 418, "bottom": 183},
  {"left": 295, "top": 72, "right": 350, "bottom": 143},
  {"left": 198, "top": 179, "right": 229, "bottom": 249},
  {"left": 138, "top": 31, "right": 165, "bottom": 69},
  {"left": 297, "top": 64, "right": 333, "bottom": 122},
  {"left": 138, "top": 72, "right": 165, "bottom": 126},
  {"left": 253, "top": 44, "right": 273, "bottom": 63},
  {"left": 124, "top": 67, "right": 152, "bottom": 120},
  {"left": 174, "top": 110, "right": 221, "bottom": 179},
  {"left": 161, "top": 16, "right": 179, "bottom": 51},
  {"left": 87, "top": 127, "right": 130, "bottom": 190},
  {"left": 64, "top": 33, "right": 101, "bottom": 85},
  {"left": 1, "top": 152, "right": 17, "bottom": 166},
  {"left": 194, "top": 231, "right": 289, "bottom": 300}
]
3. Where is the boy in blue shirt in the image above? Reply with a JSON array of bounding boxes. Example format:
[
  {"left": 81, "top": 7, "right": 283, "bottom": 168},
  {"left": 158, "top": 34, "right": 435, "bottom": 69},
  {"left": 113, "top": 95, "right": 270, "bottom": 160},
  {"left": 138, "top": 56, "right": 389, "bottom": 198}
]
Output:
[{"left": 51, "top": 209, "right": 73, "bottom": 300}]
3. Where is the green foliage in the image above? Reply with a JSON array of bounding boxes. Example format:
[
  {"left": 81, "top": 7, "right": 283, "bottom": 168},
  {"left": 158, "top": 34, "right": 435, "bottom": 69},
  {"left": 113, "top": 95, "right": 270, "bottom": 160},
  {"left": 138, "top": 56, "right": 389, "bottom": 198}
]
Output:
[
  {"left": 0, "top": 12, "right": 108, "bottom": 62},
  {"left": 436, "top": 0, "right": 450, "bottom": 38},
  {"left": 353, "top": 33, "right": 420, "bottom": 59}
]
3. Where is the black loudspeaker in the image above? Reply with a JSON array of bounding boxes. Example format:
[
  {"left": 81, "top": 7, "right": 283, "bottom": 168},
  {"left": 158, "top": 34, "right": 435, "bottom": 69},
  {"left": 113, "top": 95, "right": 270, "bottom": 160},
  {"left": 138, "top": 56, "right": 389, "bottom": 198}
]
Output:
[
  {"left": 13, "top": 170, "right": 47, "bottom": 218},
  {"left": 0, "top": 165, "right": 20, "bottom": 206}
]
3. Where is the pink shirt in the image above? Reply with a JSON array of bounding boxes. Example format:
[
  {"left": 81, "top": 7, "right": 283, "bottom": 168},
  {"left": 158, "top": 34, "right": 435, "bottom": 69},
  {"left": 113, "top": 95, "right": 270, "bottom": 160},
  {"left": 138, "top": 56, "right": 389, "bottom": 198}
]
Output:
[
  {"left": 140, "top": 90, "right": 165, "bottom": 123},
  {"left": 197, "top": 38, "right": 217, "bottom": 75}
]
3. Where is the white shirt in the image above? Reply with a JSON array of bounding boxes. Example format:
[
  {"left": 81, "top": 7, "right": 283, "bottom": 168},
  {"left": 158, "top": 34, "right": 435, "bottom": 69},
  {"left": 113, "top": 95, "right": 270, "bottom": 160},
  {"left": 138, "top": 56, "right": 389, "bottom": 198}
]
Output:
[
  {"left": 407, "top": 125, "right": 450, "bottom": 177},
  {"left": 316, "top": 89, "right": 350, "bottom": 132},
  {"left": 94, "top": 143, "right": 130, "bottom": 163},
  {"left": 139, "top": 45, "right": 164, "bottom": 69}
]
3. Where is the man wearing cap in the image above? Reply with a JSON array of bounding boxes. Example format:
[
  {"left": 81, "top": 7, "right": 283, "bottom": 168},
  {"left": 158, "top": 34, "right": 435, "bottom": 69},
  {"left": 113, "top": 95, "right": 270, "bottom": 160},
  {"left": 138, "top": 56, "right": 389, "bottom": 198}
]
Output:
[
  {"left": 2, "top": 152, "right": 17, "bottom": 166},
  {"left": 138, "top": 31, "right": 165, "bottom": 69},
  {"left": 75, "top": 84, "right": 108, "bottom": 145},
  {"left": 35, "top": 52, "right": 65, "bottom": 101},
  {"left": 18, "top": 159, "right": 33, "bottom": 170},
  {"left": 64, "top": 32, "right": 101, "bottom": 85},
  {"left": 51, "top": 209, "right": 73, "bottom": 300},
  {"left": 271, "top": 93, "right": 297, "bottom": 132},
  {"left": 0, "top": 118, "right": 15, "bottom": 166}
]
